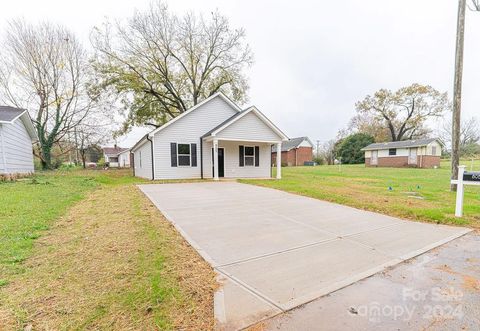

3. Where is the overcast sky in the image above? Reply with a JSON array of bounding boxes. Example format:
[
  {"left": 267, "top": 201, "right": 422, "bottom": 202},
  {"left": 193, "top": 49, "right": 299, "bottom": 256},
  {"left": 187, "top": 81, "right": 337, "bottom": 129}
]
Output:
[{"left": 1, "top": 0, "right": 479, "bottom": 147}]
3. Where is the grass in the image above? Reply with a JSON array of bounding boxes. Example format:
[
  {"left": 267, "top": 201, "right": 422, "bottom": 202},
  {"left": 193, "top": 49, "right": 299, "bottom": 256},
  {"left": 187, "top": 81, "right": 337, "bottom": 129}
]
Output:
[
  {"left": 0, "top": 169, "right": 216, "bottom": 330},
  {"left": 240, "top": 160, "right": 480, "bottom": 228}
]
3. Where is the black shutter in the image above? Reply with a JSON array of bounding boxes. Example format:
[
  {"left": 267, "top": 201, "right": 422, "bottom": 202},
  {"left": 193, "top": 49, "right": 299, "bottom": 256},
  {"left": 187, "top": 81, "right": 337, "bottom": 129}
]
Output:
[
  {"left": 239, "top": 145, "right": 244, "bottom": 167},
  {"left": 191, "top": 143, "right": 197, "bottom": 167},
  {"left": 170, "top": 143, "right": 177, "bottom": 167},
  {"left": 255, "top": 146, "right": 260, "bottom": 167}
]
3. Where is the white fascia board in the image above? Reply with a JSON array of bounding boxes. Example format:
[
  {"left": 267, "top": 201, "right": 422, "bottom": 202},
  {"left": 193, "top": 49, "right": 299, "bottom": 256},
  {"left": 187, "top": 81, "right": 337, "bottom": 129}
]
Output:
[
  {"left": 131, "top": 136, "right": 149, "bottom": 152},
  {"left": 147, "top": 92, "right": 242, "bottom": 137}
]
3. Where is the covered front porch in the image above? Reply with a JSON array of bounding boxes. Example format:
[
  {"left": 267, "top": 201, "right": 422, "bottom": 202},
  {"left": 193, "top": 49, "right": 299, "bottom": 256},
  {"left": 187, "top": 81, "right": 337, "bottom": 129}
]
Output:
[
  {"left": 201, "top": 138, "right": 283, "bottom": 180},
  {"left": 200, "top": 105, "right": 288, "bottom": 180}
]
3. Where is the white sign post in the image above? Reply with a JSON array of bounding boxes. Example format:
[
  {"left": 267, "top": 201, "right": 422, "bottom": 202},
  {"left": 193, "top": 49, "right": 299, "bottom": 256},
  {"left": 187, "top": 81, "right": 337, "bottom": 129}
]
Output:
[
  {"left": 451, "top": 165, "right": 480, "bottom": 217},
  {"left": 454, "top": 165, "right": 465, "bottom": 217}
]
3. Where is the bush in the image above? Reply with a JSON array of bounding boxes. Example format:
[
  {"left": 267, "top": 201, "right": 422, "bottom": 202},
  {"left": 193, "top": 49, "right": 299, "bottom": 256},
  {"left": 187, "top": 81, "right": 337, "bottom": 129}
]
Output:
[
  {"left": 313, "top": 156, "right": 325, "bottom": 165},
  {"left": 337, "top": 133, "right": 375, "bottom": 164}
]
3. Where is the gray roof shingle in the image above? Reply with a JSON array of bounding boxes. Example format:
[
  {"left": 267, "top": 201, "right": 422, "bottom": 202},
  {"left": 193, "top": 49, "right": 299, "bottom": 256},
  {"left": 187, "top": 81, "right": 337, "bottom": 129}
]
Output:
[
  {"left": 272, "top": 137, "right": 313, "bottom": 152},
  {"left": 361, "top": 138, "right": 440, "bottom": 151},
  {"left": 0, "top": 106, "right": 26, "bottom": 122}
]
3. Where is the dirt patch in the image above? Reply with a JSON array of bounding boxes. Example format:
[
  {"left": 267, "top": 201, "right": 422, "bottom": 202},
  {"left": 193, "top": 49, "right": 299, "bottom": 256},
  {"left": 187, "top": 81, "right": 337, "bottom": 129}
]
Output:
[
  {"left": 0, "top": 184, "right": 217, "bottom": 330},
  {"left": 436, "top": 264, "right": 480, "bottom": 292}
]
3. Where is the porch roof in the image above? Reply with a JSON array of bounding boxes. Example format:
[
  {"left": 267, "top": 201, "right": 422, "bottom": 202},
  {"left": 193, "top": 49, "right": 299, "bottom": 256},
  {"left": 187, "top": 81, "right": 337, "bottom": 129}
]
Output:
[{"left": 201, "top": 106, "right": 288, "bottom": 142}]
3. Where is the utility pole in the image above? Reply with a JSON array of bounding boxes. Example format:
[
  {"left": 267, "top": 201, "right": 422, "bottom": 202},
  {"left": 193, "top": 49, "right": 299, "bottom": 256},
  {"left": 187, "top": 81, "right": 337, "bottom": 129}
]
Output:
[
  {"left": 316, "top": 140, "right": 320, "bottom": 158},
  {"left": 451, "top": 0, "right": 466, "bottom": 191}
]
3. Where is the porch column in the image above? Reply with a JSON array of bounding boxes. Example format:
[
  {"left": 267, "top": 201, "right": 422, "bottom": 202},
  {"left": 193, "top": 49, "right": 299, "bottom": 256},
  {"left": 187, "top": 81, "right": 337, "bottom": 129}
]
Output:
[
  {"left": 213, "top": 139, "right": 219, "bottom": 181},
  {"left": 276, "top": 142, "right": 282, "bottom": 179}
]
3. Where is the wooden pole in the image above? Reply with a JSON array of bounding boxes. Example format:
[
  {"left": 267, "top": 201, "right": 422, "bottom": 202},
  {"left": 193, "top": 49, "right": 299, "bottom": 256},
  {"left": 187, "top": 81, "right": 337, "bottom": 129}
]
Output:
[{"left": 451, "top": 0, "right": 466, "bottom": 191}]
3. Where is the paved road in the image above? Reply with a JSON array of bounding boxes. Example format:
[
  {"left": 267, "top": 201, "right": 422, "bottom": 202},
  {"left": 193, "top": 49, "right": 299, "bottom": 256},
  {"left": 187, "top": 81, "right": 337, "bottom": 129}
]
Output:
[
  {"left": 139, "top": 182, "right": 471, "bottom": 330},
  {"left": 263, "top": 233, "right": 480, "bottom": 331}
]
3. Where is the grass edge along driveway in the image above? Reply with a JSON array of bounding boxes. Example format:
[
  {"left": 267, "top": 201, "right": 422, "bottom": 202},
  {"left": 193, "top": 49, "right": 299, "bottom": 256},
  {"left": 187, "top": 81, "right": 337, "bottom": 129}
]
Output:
[
  {"left": 0, "top": 170, "right": 217, "bottom": 330},
  {"left": 240, "top": 162, "right": 480, "bottom": 228}
]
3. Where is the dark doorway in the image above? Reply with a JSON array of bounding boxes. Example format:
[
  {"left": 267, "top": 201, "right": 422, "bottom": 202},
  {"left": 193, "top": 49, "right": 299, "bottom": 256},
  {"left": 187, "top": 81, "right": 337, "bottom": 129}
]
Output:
[{"left": 212, "top": 148, "right": 225, "bottom": 178}]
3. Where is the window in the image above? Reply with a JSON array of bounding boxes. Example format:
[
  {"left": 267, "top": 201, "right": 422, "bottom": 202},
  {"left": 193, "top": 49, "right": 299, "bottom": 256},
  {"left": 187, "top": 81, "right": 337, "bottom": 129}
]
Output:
[
  {"left": 388, "top": 148, "right": 397, "bottom": 156},
  {"left": 244, "top": 146, "right": 255, "bottom": 166},
  {"left": 139, "top": 151, "right": 142, "bottom": 168},
  {"left": 432, "top": 146, "right": 437, "bottom": 155},
  {"left": 177, "top": 143, "right": 191, "bottom": 166},
  {"left": 109, "top": 156, "right": 118, "bottom": 163}
]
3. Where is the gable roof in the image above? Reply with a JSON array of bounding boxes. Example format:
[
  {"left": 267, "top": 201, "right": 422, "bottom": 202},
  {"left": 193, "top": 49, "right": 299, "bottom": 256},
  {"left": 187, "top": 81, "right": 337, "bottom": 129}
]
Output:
[
  {"left": 148, "top": 92, "right": 242, "bottom": 138},
  {"left": 0, "top": 106, "right": 38, "bottom": 141},
  {"left": 361, "top": 138, "right": 441, "bottom": 151},
  {"left": 202, "top": 106, "right": 288, "bottom": 141},
  {"left": 103, "top": 146, "right": 129, "bottom": 156},
  {"left": 277, "top": 137, "right": 314, "bottom": 152},
  {"left": 0, "top": 106, "right": 25, "bottom": 122}
]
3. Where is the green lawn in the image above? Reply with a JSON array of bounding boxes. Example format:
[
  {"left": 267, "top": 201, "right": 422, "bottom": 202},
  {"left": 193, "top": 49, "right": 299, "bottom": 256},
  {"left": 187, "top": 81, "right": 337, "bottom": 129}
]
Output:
[
  {"left": 0, "top": 169, "right": 216, "bottom": 330},
  {"left": 241, "top": 160, "right": 480, "bottom": 228},
  {"left": 0, "top": 171, "right": 98, "bottom": 281}
]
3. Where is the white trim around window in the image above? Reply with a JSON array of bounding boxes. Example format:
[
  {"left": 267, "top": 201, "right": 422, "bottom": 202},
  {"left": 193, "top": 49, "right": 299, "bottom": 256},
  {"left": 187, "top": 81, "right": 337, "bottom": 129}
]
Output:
[
  {"left": 244, "top": 145, "right": 255, "bottom": 167},
  {"left": 177, "top": 143, "right": 191, "bottom": 167}
]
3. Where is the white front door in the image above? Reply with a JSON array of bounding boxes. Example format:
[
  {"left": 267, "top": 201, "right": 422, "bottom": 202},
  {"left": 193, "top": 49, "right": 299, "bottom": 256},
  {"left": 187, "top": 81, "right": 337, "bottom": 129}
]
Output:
[
  {"left": 371, "top": 150, "right": 378, "bottom": 165},
  {"left": 409, "top": 148, "right": 417, "bottom": 165}
]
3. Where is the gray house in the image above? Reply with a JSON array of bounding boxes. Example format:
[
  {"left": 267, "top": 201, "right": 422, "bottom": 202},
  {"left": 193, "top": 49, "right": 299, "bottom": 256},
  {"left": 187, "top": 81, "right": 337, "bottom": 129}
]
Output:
[
  {"left": 131, "top": 92, "right": 288, "bottom": 180},
  {"left": 0, "top": 106, "right": 38, "bottom": 175}
]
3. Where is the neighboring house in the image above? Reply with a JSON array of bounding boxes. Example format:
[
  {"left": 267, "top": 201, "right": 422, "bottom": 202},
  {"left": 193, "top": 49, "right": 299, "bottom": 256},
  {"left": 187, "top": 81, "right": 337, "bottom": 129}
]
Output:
[
  {"left": 117, "top": 149, "right": 131, "bottom": 168},
  {"left": 271, "top": 136, "right": 314, "bottom": 166},
  {"left": 131, "top": 92, "right": 288, "bottom": 180},
  {"left": 102, "top": 146, "right": 129, "bottom": 167},
  {"left": 0, "top": 106, "right": 38, "bottom": 175},
  {"left": 361, "top": 138, "right": 442, "bottom": 168}
]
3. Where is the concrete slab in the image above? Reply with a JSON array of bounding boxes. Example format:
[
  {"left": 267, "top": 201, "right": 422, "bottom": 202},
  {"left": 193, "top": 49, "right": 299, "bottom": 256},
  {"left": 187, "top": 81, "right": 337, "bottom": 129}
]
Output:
[
  {"left": 214, "top": 274, "right": 281, "bottom": 331},
  {"left": 218, "top": 239, "right": 399, "bottom": 310},
  {"left": 138, "top": 182, "right": 471, "bottom": 330}
]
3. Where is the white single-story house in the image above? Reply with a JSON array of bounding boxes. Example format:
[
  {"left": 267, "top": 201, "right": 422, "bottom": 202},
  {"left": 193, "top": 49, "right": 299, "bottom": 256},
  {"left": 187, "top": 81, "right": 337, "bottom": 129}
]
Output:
[
  {"left": 131, "top": 92, "right": 289, "bottom": 180},
  {"left": 361, "top": 138, "right": 443, "bottom": 168},
  {"left": 0, "top": 106, "right": 38, "bottom": 175},
  {"left": 117, "top": 149, "right": 131, "bottom": 168},
  {"left": 102, "top": 146, "right": 129, "bottom": 167}
]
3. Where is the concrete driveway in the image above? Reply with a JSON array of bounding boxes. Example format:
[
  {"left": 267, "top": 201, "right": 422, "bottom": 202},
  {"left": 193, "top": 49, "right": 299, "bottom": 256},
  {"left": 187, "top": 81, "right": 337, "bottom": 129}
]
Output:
[{"left": 139, "top": 182, "right": 471, "bottom": 330}]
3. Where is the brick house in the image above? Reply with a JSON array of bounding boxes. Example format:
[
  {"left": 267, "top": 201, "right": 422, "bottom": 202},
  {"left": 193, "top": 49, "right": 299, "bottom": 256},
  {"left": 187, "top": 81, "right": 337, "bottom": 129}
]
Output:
[
  {"left": 361, "top": 138, "right": 442, "bottom": 168},
  {"left": 271, "top": 137, "right": 313, "bottom": 166}
]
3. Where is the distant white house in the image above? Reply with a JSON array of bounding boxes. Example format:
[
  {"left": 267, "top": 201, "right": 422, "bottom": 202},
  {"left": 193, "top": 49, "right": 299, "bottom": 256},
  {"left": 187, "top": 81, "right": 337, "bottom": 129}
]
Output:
[
  {"left": 361, "top": 138, "right": 442, "bottom": 168},
  {"left": 0, "top": 106, "right": 38, "bottom": 175},
  {"left": 131, "top": 92, "right": 288, "bottom": 180},
  {"left": 117, "top": 149, "right": 131, "bottom": 168},
  {"left": 102, "top": 146, "right": 130, "bottom": 167}
]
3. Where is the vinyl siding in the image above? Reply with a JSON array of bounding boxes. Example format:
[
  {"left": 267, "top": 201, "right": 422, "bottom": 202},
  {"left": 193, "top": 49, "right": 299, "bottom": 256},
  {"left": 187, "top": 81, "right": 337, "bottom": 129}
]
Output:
[
  {"left": 133, "top": 141, "right": 152, "bottom": 179},
  {"left": 118, "top": 151, "right": 131, "bottom": 167},
  {"left": 0, "top": 120, "right": 34, "bottom": 174},
  {"left": 215, "top": 112, "right": 283, "bottom": 142},
  {"left": 203, "top": 140, "right": 272, "bottom": 178},
  {"left": 152, "top": 96, "right": 238, "bottom": 179}
]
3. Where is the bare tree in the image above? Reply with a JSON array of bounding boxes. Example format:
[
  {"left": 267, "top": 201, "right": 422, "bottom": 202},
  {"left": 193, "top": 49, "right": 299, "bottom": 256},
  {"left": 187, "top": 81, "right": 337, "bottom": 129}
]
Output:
[
  {"left": 76, "top": 122, "right": 110, "bottom": 168},
  {"left": 90, "top": 1, "right": 253, "bottom": 134},
  {"left": 451, "top": 0, "right": 479, "bottom": 190},
  {"left": 355, "top": 84, "right": 449, "bottom": 142},
  {"left": 319, "top": 140, "right": 337, "bottom": 165},
  {"left": 0, "top": 20, "right": 99, "bottom": 169},
  {"left": 440, "top": 116, "right": 480, "bottom": 152}
]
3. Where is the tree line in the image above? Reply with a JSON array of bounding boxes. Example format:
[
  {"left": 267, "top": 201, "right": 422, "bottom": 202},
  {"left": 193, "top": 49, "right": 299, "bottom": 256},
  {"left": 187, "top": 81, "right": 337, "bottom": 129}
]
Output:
[
  {"left": 0, "top": 1, "right": 252, "bottom": 169},
  {"left": 315, "top": 82, "right": 480, "bottom": 165}
]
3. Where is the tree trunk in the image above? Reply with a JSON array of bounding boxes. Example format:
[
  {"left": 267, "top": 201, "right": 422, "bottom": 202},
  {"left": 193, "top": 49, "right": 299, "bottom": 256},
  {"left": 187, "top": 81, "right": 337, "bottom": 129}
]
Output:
[
  {"left": 451, "top": 0, "right": 466, "bottom": 191},
  {"left": 41, "top": 144, "right": 53, "bottom": 170}
]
